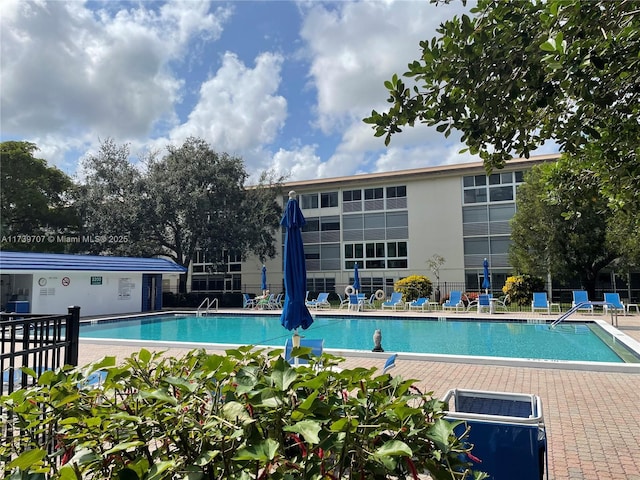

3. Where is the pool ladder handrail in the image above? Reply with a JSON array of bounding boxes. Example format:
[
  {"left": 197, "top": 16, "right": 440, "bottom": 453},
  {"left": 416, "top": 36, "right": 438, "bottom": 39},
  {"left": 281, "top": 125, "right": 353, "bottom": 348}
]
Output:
[
  {"left": 550, "top": 301, "right": 618, "bottom": 328},
  {"left": 197, "top": 297, "right": 218, "bottom": 316}
]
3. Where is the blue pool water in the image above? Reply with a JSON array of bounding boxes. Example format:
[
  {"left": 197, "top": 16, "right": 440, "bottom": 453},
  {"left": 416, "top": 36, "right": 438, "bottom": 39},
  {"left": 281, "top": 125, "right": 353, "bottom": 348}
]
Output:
[{"left": 80, "top": 314, "right": 638, "bottom": 363}]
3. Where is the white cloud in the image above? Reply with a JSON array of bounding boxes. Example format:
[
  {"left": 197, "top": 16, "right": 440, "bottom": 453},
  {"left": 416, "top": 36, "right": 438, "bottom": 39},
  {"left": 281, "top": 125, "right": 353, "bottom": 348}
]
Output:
[{"left": 169, "top": 52, "right": 287, "bottom": 153}]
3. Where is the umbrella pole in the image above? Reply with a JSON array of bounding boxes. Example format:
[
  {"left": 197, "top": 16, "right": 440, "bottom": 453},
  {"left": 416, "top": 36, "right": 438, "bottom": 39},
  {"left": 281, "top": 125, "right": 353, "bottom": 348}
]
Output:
[{"left": 292, "top": 330, "right": 301, "bottom": 366}]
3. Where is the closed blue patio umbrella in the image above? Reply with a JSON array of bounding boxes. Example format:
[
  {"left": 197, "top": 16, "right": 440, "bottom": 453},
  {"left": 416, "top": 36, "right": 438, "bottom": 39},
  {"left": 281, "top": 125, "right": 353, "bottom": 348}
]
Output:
[
  {"left": 261, "top": 265, "right": 268, "bottom": 295},
  {"left": 280, "top": 191, "right": 314, "bottom": 339},
  {"left": 482, "top": 258, "right": 491, "bottom": 294},
  {"left": 353, "top": 262, "right": 361, "bottom": 294}
]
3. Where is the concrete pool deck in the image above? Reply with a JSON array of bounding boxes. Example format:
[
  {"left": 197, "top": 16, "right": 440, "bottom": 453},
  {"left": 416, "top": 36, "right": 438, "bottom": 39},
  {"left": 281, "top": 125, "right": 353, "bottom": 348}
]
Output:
[{"left": 77, "top": 309, "right": 640, "bottom": 480}]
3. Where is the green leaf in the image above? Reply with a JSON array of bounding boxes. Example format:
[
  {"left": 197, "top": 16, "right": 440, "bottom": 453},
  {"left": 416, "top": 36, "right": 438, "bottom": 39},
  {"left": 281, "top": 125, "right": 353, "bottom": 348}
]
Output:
[
  {"left": 138, "top": 389, "right": 178, "bottom": 405},
  {"left": 146, "top": 461, "right": 174, "bottom": 480},
  {"left": 376, "top": 440, "right": 412, "bottom": 457},
  {"left": 222, "top": 401, "right": 253, "bottom": 425},
  {"left": 540, "top": 39, "right": 556, "bottom": 52},
  {"left": 284, "top": 420, "right": 322, "bottom": 444},
  {"left": 8, "top": 448, "right": 47, "bottom": 469},
  {"left": 270, "top": 363, "right": 298, "bottom": 391},
  {"left": 104, "top": 441, "right": 145, "bottom": 455},
  {"left": 427, "top": 419, "right": 461, "bottom": 452},
  {"left": 234, "top": 438, "right": 279, "bottom": 462},
  {"left": 138, "top": 348, "right": 151, "bottom": 363},
  {"left": 59, "top": 465, "right": 79, "bottom": 480},
  {"left": 330, "top": 417, "right": 358, "bottom": 433},
  {"left": 194, "top": 450, "right": 220, "bottom": 466}
]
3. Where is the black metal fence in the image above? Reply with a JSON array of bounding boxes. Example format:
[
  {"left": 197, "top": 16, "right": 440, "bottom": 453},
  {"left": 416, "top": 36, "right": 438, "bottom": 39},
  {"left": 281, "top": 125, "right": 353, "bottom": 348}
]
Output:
[{"left": 1, "top": 306, "right": 80, "bottom": 396}]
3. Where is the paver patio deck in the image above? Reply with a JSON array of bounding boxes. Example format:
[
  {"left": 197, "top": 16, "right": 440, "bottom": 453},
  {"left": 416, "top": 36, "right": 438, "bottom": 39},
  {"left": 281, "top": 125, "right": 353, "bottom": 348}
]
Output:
[{"left": 77, "top": 310, "right": 640, "bottom": 480}]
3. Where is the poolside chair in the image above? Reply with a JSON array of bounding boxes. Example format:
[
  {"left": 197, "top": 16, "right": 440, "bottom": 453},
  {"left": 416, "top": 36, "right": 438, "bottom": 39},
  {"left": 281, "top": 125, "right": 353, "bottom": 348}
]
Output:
[
  {"left": 532, "top": 292, "right": 551, "bottom": 314},
  {"left": 284, "top": 338, "right": 324, "bottom": 365},
  {"left": 381, "top": 292, "right": 404, "bottom": 310},
  {"left": 348, "top": 294, "right": 362, "bottom": 311},
  {"left": 337, "top": 293, "right": 349, "bottom": 309},
  {"left": 409, "top": 297, "right": 428, "bottom": 311},
  {"left": 362, "top": 294, "right": 377, "bottom": 310},
  {"left": 476, "top": 294, "right": 491, "bottom": 313},
  {"left": 242, "top": 293, "right": 257, "bottom": 309},
  {"left": 442, "top": 291, "right": 464, "bottom": 312},
  {"left": 572, "top": 290, "right": 593, "bottom": 314},
  {"left": 306, "top": 292, "right": 330, "bottom": 309},
  {"left": 603, "top": 293, "right": 626, "bottom": 316}
]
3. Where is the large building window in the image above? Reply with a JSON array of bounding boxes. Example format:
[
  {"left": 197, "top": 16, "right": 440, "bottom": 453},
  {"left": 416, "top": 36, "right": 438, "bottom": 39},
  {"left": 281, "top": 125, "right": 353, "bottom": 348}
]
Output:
[
  {"left": 321, "top": 191, "right": 338, "bottom": 208},
  {"left": 345, "top": 241, "right": 407, "bottom": 270},
  {"left": 301, "top": 193, "right": 318, "bottom": 209}
]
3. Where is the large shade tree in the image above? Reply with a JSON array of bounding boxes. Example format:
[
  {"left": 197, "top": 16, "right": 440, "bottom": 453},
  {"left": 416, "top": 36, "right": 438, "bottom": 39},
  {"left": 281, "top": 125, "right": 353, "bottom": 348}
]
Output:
[
  {"left": 364, "top": 0, "right": 639, "bottom": 255},
  {"left": 510, "top": 156, "right": 621, "bottom": 298},
  {"left": 76, "top": 137, "right": 285, "bottom": 291},
  {"left": 0, "top": 141, "right": 78, "bottom": 252}
]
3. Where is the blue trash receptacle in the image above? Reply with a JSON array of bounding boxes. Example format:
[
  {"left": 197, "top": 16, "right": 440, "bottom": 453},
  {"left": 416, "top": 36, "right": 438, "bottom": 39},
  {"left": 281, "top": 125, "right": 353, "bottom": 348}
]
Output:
[{"left": 442, "top": 388, "right": 547, "bottom": 480}]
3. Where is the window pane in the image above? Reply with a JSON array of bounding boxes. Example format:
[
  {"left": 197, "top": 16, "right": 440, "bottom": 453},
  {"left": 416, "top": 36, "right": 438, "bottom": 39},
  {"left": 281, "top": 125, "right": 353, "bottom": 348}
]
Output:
[
  {"left": 489, "top": 173, "right": 501, "bottom": 185},
  {"left": 344, "top": 244, "right": 353, "bottom": 259},
  {"left": 366, "top": 260, "right": 385, "bottom": 269},
  {"left": 387, "top": 242, "right": 397, "bottom": 257},
  {"left": 463, "top": 176, "right": 474, "bottom": 187},
  {"left": 301, "top": 194, "right": 318, "bottom": 209},
  {"left": 515, "top": 171, "right": 524, "bottom": 183},
  {"left": 501, "top": 172, "right": 513, "bottom": 183},
  {"left": 342, "top": 214, "right": 363, "bottom": 230},
  {"left": 321, "top": 216, "right": 340, "bottom": 231},
  {"left": 463, "top": 206, "right": 488, "bottom": 223},
  {"left": 366, "top": 243, "right": 375, "bottom": 257},
  {"left": 464, "top": 188, "right": 487, "bottom": 204},
  {"left": 354, "top": 244, "right": 363, "bottom": 258},
  {"left": 321, "top": 191, "right": 338, "bottom": 208},
  {"left": 490, "top": 237, "right": 511, "bottom": 254},
  {"left": 475, "top": 175, "right": 486, "bottom": 186},
  {"left": 397, "top": 242, "right": 407, "bottom": 256},
  {"left": 302, "top": 218, "right": 319, "bottom": 232},
  {"left": 305, "top": 244, "right": 320, "bottom": 259},
  {"left": 321, "top": 243, "right": 340, "bottom": 259},
  {"left": 386, "top": 211, "right": 408, "bottom": 228},
  {"left": 364, "top": 213, "right": 385, "bottom": 229},
  {"left": 464, "top": 238, "right": 489, "bottom": 255},
  {"left": 386, "top": 185, "right": 406, "bottom": 198},
  {"left": 388, "top": 259, "right": 407, "bottom": 268},
  {"left": 364, "top": 187, "right": 383, "bottom": 199},
  {"left": 375, "top": 243, "right": 385, "bottom": 257},
  {"left": 489, "top": 186, "right": 514, "bottom": 202},
  {"left": 489, "top": 204, "right": 515, "bottom": 221}
]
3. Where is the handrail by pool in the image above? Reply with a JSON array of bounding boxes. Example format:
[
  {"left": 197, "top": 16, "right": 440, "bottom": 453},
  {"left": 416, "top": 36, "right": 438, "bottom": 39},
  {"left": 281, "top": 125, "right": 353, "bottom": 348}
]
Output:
[
  {"left": 551, "top": 301, "right": 618, "bottom": 328},
  {"left": 196, "top": 297, "right": 218, "bottom": 316}
]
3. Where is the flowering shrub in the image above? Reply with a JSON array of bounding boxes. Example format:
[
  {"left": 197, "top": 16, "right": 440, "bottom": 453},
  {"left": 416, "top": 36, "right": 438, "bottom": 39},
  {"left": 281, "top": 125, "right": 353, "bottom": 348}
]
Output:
[
  {"left": 1, "top": 347, "right": 487, "bottom": 480},
  {"left": 502, "top": 275, "right": 545, "bottom": 306},
  {"left": 394, "top": 275, "right": 433, "bottom": 301}
]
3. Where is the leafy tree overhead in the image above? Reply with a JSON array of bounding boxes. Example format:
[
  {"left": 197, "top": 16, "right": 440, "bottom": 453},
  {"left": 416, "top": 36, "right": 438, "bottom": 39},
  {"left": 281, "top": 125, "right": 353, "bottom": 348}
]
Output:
[
  {"left": 509, "top": 157, "right": 621, "bottom": 298},
  {"left": 364, "top": 0, "right": 639, "bottom": 220},
  {"left": 0, "top": 141, "right": 79, "bottom": 252},
  {"left": 76, "top": 137, "right": 285, "bottom": 290}
]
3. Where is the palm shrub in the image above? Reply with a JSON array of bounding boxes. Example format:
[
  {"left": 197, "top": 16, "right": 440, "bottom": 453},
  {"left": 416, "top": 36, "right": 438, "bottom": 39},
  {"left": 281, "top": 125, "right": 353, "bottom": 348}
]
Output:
[
  {"left": 1, "top": 347, "right": 487, "bottom": 480},
  {"left": 394, "top": 275, "right": 433, "bottom": 302},
  {"left": 502, "top": 274, "right": 545, "bottom": 307}
]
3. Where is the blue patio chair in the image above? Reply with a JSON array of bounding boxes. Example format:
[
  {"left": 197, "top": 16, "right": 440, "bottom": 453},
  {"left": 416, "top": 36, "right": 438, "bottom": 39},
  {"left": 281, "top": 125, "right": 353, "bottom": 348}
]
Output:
[
  {"left": 532, "top": 292, "right": 551, "bottom": 314},
  {"left": 409, "top": 297, "right": 428, "bottom": 311},
  {"left": 242, "top": 293, "right": 257, "bottom": 309},
  {"left": 362, "top": 294, "right": 377, "bottom": 310},
  {"left": 284, "top": 338, "right": 324, "bottom": 365},
  {"left": 348, "top": 294, "right": 362, "bottom": 311},
  {"left": 381, "top": 292, "right": 404, "bottom": 310},
  {"left": 337, "top": 293, "right": 349, "bottom": 309},
  {"left": 442, "top": 291, "right": 464, "bottom": 312},
  {"left": 603, "top": 293, "right": 626, "bottom": 316},
  {"left": 572, "top": 290, "right": 593, "bottom": 314},
  {"left": 306, "top": 292, "right": 330, "bottom": 309}
]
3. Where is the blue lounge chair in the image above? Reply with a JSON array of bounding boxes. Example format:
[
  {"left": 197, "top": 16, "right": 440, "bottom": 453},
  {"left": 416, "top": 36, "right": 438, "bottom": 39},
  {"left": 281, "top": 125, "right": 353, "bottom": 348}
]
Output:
[
  {"left": 381, "top": 292, "right": 404, "bottom": 310},
  {"left": 532, "top": 292, "right": 551, "bottom": 314},
  {"left": 409, "top": 297, "right": 428, "bottom": 311},
  {"left": 572, "top": 290, "right": 593, "bottom": 314},
  {"left": 603, "top": 293, "right": 626, "bottom": 316},
  {"left": 284, "top": 338, "right": 324, "bottom": 365},
  {"left": 306, "top": 292, "right": 330, "bottom": 309},
  {"left": 442, "top": 291, "right": 464, "bottom": 312}
]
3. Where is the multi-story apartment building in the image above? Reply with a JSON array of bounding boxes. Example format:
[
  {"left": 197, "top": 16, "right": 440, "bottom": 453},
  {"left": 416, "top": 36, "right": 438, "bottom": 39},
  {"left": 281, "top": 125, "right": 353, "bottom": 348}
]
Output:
[{"left": 190, "top": 153, "right": 564, "bottom": 298}]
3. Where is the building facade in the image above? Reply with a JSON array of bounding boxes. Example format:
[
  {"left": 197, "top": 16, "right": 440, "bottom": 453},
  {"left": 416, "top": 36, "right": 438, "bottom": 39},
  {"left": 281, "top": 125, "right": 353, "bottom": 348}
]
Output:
[{"left": 190, "top": 154, "right": 566, "bottom": 299}]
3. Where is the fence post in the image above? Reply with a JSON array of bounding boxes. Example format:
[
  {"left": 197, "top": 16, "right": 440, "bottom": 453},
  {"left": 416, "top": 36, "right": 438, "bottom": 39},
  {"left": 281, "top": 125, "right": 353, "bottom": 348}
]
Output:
[{"left": 65, "top": 306, "right": 81, "bottom": 366}]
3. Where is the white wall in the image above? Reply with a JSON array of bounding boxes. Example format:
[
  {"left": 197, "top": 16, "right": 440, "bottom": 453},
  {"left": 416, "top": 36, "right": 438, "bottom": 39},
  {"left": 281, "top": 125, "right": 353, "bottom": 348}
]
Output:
[{"left": 29, "top": 271, "right": 143, "bottom": 317}]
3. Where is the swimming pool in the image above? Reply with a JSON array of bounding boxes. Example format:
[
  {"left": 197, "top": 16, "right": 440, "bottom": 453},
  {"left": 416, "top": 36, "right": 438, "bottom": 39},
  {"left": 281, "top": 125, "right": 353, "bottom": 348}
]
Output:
[{"left": 81, "top": 313, "right": 640, "bottom": 365}]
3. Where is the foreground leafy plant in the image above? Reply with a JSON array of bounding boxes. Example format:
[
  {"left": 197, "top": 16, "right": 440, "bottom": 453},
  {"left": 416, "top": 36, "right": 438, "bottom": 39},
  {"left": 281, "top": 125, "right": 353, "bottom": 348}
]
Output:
[{"left": 1, "top": 347, "right": 487, "bottom": 479}]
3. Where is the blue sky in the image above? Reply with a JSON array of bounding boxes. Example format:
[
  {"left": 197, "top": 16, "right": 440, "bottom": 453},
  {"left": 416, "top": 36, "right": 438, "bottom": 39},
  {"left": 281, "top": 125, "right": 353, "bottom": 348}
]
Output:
[{"left": 0, "top": 0, "right": 559, "bottom": 183}]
